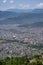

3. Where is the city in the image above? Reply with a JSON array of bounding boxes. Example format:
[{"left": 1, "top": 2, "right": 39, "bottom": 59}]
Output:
[{"left": 0, "top": 25, "right": 43, "bottom": 59}]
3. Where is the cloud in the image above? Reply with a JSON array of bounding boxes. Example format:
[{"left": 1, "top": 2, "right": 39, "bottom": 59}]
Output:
[
  {"left": 9, "top": 4, "right": 30, "bottom": 9},
  {"left": 36, "top": 3, "right": 43, "bottom": 8},
  {"left": 3, "top": 0, "right": 7, "bottom": 3},
  {"left": 19, "top": 4, "right": 30, "bottom": 9},
  {"left": 10, "top": 0, "right": 14, "bottom": 3},
  {"left": 3, "top": 0, "right": 14, "bottom": 4},
  {"left": 9, "top": 4, "right": 16, "bottom": 9}
]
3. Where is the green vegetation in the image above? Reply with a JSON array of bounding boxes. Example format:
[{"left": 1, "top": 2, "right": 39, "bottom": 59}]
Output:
[
  {"left": 0, "top": 55, "right": 43, "bottom": 65},
  {"left": 0, "top": 39, "right": 19, "bottom": 43}
]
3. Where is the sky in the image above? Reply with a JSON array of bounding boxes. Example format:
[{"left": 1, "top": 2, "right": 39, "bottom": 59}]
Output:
[{"left": 0, "top": 0, "right": 43, "bottom": 11}]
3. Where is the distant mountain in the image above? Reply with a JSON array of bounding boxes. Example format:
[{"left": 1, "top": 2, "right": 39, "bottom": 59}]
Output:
[
  {"left": 8, "top": 8, "right": 43, "bottom": 13},
  {"left": 0, "top": 11, "right": 20, "bottom": 18},
  {"left": 0, "top": 8, "right": 43, "bottom": 19},
  {"left": 32, "top": 9, "right": 43, "bottom": 13},
  {"left": 0, "top": 9, "right": 43, "bottom": 25},
  {"left": 0, "top": 13, "right": 43, "bottom": 25},
  {"left": 7, "top": 9, "right": 32, "bottom": 13}
]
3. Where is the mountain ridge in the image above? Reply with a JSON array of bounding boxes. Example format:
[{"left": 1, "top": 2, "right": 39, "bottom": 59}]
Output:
[
  {"left": 0, "top": 9, "right": 43, "bottom": 25},
  {"left": 0, "top": 13, "right": 43, "bottom": 25}
]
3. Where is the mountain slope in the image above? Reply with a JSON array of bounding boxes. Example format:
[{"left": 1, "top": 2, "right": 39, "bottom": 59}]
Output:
[
  {"left": 31, "top": 22, "right": 43, "bottom": 27},
  {"left": 0, "top": 13, "right": 43, "bottom": 25},
  {"left": 0, "top": 11, "right": 20, "bottom": 18},
  {"left": 18, "top": 22, "right": 43, "bottom": 28},
  {"left": 32, "top": 9, "right": 43, "bottom": 13}
]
